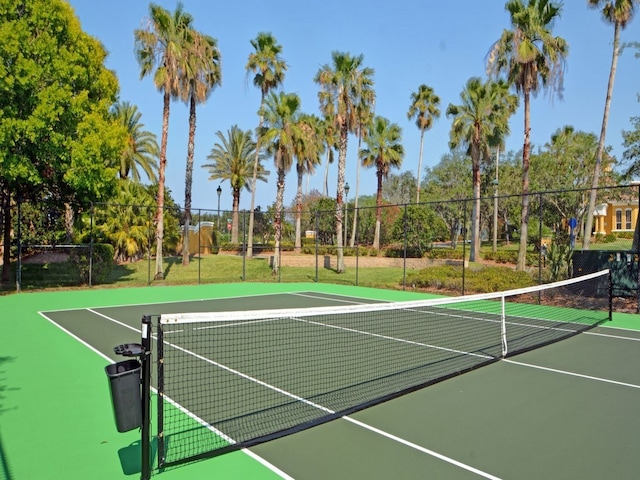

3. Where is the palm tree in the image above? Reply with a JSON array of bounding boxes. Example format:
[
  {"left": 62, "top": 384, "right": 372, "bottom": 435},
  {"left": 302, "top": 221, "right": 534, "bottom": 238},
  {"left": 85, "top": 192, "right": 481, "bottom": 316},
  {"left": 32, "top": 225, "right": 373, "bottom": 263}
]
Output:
[
  {"left": 260, "top": 91, "right": 303, "bottom": 274},
  {"left": 202, "top": 125, "right": 268, "bottom": 244},
  {"left": 407, "top": 84, "right": 441, "bottom": 203},
  {"left": 134, "top": 2, "right": 193, "bottom": 279},
  {"left": 111, "top": 101, "right": 159, "bottom": 183},
  {"left": 446, "top": 77, "right": 518, "bottom": 262},
  {"left": 295, "top": 114, "right": 323, "bottom": 250},
  {"left": 315, "top": 51, "right": 375, "bottom": 272},
  {"left": 245, "top": 32, "right": 287, "bottom": 258},
  {"left": 179, "top": 29, "right": 222, "bottom": 266},
  {"left": 350, "top": 84, "right": 376, "bottom": 248},
  {"left": 98, "top": 180, "right": 155, "bottom": 263},
  {"left": 583, "top": 0, "right": 638, "bottom": 250},
  {"left": 360, "top": 116, "right": 404, "bottom": 251},
  {"left": 487, "top": 0, "right": 568, "bottom": 271},
  {"left": 321, "top": 115, "right": 339, "bottom": 196}
]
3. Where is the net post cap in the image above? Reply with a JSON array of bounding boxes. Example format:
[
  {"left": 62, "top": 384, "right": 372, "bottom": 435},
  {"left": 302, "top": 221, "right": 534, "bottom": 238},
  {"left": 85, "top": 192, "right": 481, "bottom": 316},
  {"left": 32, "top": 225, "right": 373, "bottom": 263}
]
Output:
[{"left": 114, "top": 343, "right": 144, "bottom": 357}]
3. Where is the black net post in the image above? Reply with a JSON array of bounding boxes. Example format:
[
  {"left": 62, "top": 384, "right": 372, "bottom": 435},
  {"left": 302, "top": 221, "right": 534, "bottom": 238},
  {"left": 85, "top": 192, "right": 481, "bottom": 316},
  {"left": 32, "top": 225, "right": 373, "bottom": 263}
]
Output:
[{"left": 140, "top": 315, "right": 152, "bottom": 480}]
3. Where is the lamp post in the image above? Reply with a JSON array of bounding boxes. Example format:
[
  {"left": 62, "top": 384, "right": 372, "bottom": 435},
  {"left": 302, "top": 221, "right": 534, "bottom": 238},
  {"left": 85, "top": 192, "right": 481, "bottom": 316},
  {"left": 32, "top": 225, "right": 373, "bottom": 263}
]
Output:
[
  {"left": 344, "top": 182, "right": 350, "bottom": 247},
  {"left": 216, "top": 185, "right": 222, "bottom": 231}
]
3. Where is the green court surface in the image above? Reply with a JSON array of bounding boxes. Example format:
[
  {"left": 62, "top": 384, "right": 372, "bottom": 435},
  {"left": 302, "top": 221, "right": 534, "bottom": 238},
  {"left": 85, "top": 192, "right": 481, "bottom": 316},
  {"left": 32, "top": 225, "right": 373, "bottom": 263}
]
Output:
[{"left": 1, "top": 282, "right": 639, "bottom": 479}]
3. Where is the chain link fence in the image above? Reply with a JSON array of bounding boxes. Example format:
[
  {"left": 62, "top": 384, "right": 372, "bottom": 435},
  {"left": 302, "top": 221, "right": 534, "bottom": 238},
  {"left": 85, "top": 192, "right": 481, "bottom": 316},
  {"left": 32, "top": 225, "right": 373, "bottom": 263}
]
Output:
[{"left": 2, "top": 185, "right": 639, "bottom": 312}]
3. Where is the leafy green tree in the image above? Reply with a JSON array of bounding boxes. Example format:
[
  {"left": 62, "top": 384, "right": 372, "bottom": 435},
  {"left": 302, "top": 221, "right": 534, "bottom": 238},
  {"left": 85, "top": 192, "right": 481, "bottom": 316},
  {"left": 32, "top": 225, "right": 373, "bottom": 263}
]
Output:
[
  {"left": 245, "top": 32, "right": 287, "bottom": 257},
  {"left": 360, "top": 116, "right": 404, "bottom": 250},
  {"left": 531, "top": 126, "right": 617, "bottom": 244},
  {"left": 391, "top": 205, "right": 448, "bottom": 257},
  {"left": 446, "top": 77, "right": 518, "bottom": 261},
  {"left": 383, "top": 171, "right": 418, "bottom": 206},
  {"left": 179, "top": 28, "right": 222, "bottom": 266},
  {"left": 622, "top": 116, "right": 640, "bottom": 177},
  {"left": 583, "top": 0, "right": 638, "bottom": 249},
  {"left": 111, "top": 101, "right": 159, "bottom": 182},
  {"left": 487, "top": 0, "right": 568, "bottom": 270},
  {"left": 315, "top": 51, "right": 375, "bottom": 272},
  {"left": 422, "top": 150, "right": 472, "bottom": 247},
  {"left": 202, "top": 125, "right": 268, "bottom": 243},
  {"left": 260, "top": 91, "right": 304, "bottom": 273},
  {"left": 407, "top": 84, "right": 441, "bottom": 203},
  {"left": 0, "top": 0, "right": 123, "bottom": 282},
  {"left": 135, "top": 2, "right": 193, "bottom": 280}
]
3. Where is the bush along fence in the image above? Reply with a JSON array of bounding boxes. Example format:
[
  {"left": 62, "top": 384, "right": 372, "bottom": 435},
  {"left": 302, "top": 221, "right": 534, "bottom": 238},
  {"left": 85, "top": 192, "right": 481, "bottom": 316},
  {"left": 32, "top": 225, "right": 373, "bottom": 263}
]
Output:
[{"left": 2, "top": 184, "right": 639, "bottom": 308}]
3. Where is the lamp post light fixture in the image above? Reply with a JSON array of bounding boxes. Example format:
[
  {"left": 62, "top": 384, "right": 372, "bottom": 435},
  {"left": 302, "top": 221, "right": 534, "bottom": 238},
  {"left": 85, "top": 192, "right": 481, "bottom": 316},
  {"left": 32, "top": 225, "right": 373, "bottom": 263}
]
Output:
[
  {"left": 344, "top": 182, "right": 350, "bottom": 247},
  {"left": 216, "top": 185, "right": 222, "bottom": 230}
]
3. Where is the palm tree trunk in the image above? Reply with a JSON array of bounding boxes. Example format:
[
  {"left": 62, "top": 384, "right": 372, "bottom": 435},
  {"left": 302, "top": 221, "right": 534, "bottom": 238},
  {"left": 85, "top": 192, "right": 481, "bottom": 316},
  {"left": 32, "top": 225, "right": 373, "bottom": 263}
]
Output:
[
  {"left": 155, "top": 90, "right": 170, "bottom": 280},
  {"left": 349, "top": 133, "right": 363, "bottom": 248},
  {"left": 295, "top": 164, "right": 303, "bottom": 251},
  {"left": 323, "top": 150, "right": 331, "bottom": 196},
  {"left": 373, "top": 163, "right": 384, "bottom": 251},
  {"left": 470, "top": 142, "right": 481, "bottom": 263},
  {"left": 517, "top": 91, "right": 531, "bottom": 271},
  {"left": 583, "top": 22, "right": 620, "bottom": 250},
  {"left": 336, "top": 123, "right": 348, "bottom": 273},
  {"left": 247, "top": 103, "right": 265, "bottom": 258},
  {"left": 273, "top": 163, "right": 285, "bottom": 275},
  {"left": 182, "top": 93, "right": 196, "bottom": 266},
  {"left": 231, "top": 188, "right": 240, "bottom": 243},
  {"left": 416, "top": 128, "right": 425, "bottom": 203}
]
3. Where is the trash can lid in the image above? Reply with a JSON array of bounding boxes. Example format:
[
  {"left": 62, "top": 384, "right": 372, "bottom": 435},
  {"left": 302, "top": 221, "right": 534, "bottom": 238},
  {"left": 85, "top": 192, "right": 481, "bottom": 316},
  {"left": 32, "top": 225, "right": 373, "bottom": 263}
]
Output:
[{"left": 114, "top": 343, "right": 144, "bottom": 357}]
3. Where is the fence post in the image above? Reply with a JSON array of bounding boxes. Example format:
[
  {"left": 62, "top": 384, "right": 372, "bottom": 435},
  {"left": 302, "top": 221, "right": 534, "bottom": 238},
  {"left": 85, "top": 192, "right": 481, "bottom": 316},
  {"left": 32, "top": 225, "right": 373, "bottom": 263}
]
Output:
[
  {"left": 89, "top": 203, "right": 94, "bottom": 287},
  {"left": 402, "top": 203, "right": 408, "bottom": 291},
  {"left": 538, "top": 193, "right": 543, "bottom": 285},
  {"left": 16, "top": 194, "right": 22, "bottom": 292},
  {"left": 462, "top": 199, "right": 467, "bottom": 295},
  {"left": 314, "top": 211, "right": 319, "bottom": 283}
]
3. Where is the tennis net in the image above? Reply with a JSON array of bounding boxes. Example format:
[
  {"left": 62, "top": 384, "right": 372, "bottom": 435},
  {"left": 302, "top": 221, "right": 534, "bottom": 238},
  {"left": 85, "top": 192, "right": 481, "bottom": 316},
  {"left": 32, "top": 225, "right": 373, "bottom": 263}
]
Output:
[{"left": 155, "top": 269, "right": 611, "bottom": 467}]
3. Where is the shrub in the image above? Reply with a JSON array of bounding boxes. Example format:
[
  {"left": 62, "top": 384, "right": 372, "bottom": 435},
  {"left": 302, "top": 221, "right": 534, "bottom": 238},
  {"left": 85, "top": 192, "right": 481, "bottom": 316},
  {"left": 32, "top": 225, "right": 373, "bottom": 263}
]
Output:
[
  {"left": 407, "top": 265, "right": 536, "bottom": 294},
  {"left": 70, "top": 243, "right": 114, "bottom": 285}
]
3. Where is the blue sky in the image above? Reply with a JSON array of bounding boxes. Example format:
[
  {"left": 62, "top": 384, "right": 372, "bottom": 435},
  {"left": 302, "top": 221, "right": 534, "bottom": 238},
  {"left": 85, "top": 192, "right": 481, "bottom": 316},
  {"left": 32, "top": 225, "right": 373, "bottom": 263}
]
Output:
[{"left": 67, "top": 0, "right": 639, "bottom": 213}]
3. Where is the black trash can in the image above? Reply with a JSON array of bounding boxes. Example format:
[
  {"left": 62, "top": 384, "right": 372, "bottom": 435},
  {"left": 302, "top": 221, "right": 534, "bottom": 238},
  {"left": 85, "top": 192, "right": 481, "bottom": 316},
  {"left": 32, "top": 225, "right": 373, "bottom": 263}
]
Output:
[{"left": 105, "top": 359, "right": 142, "bottom": 432}]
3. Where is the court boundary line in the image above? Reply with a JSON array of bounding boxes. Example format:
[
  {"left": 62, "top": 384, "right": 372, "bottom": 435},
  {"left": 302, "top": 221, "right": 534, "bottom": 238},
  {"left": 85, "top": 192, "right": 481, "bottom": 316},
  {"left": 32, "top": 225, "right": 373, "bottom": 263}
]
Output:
[
  {"left": 504, "top": 359, "right": 640, "bottom": 389},
  {"left": 38, "top": 307, "right": 295, "bottom": 480},
  {"left": 37, "top": 291, "right": 311, "bottom": 313},
  {"left": 343, "top": 417, "right": 503, "bottom": 480}
]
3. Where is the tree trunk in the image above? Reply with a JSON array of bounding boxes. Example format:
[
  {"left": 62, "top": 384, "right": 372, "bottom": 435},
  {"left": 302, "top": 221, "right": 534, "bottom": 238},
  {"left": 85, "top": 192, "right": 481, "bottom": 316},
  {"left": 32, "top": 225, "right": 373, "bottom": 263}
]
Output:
[
  {"left": 517, "top": 91, "right": 531, "bottom": 271},
  {"left": 335, "top": 122, "right": 348, "bottom": 273},
  {"left": 273, "top": 161, "right": 285, "bottom": 275},
  {"left": 416, "top": 128, "right": 425, "bottom": 203},
  {"left": 583, "top": 22, "right": 620, "bottom": 250},
  {"left": 470, "top": 140, "right": 481, "bottom": 263},
  {"left": 182, "top": 93, "right": 197, "bottom": 266},
  {"left": 155, "top": 90, "right": 170, "bottom": 280},
  {"left": 247, "top": 98, "right": 265, "bottom": 258},
  {"left": 373, "top": 162, "right": 384, "bottom": 251},
  {"left": 231, "top": 188, "right": 240, "bottom": 244},
  {"left": 350, "top": 132, "right": 362, "bottom": 248},
  {"left": 295, "top": 164, "right": 303, "bottom": 251}
]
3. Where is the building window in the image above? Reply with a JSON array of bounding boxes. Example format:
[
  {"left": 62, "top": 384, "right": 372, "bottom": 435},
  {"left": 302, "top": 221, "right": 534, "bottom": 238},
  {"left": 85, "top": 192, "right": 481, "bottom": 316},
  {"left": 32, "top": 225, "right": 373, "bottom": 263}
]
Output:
[
  {"left": 616, "top": 209, "right": 622, "bottom": 230},
  {"left": 626, "top": 209, "right": 632, "bottom": 230}
]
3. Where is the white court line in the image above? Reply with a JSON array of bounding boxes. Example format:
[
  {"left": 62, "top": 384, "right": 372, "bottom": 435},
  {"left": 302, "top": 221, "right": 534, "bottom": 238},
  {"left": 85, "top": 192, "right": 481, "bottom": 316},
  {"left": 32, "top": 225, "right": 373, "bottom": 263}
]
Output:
[
  {"left": 343, "top": 417, "right": 503, "bottom": 480},
  {"left": 504, "top": 359, "right": 640, "bottom": 389},
  {"left": 586, "top": 331, "right": 640, "bottom": 342}
]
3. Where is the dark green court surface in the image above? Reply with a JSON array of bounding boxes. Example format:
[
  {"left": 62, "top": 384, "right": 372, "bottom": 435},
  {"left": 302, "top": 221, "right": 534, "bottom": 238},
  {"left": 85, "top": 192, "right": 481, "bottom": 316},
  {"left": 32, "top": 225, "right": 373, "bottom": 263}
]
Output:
[{"left": 1, "top": 282, "right": 639, "bottom": 479}]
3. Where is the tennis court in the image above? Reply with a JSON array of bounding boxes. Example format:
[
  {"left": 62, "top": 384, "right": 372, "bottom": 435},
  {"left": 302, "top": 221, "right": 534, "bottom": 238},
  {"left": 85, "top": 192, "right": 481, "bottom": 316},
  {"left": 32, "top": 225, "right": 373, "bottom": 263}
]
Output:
[{"left": 2, "top": 277, "right": 639, "bottom": 479}]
